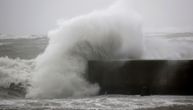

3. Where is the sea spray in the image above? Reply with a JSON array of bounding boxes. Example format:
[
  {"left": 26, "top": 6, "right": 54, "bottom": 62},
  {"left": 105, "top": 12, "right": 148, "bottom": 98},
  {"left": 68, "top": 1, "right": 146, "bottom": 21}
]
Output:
[
  {"left": 27, "top": 1, "right": 143, "bottom": 98},
  {"left": 144, "top": 36, "right": 193, "bottom": 59}
]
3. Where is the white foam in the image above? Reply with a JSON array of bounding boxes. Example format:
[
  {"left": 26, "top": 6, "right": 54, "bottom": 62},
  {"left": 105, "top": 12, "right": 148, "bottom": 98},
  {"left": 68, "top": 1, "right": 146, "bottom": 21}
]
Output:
[
  {"left": 27, "top": 0, "right": 143, "bottom": 98},
  {"left": 0, "top": 57, "right": 34, "bottom": 88}
]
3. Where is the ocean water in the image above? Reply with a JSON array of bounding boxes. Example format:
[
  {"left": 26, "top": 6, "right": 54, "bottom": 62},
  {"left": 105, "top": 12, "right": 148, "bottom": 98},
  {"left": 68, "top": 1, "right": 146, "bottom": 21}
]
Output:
[
  {"left": 0, "top": 36, "right": 48, "bottom": 59},
  {"left": 0, "top": 95, "right": 193, "bottom": 110},
  {"left": 0, "top": 33, "right": 193, "bottom": 109}
]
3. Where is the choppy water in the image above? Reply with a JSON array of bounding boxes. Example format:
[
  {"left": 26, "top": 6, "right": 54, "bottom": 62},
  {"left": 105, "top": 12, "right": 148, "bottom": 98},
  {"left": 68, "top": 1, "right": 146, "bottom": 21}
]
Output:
[
  {"left": 0, "top": 95, "right": 193, "bottom": 110},
  {"left": 0, "top": 37, "right": 48, "bottom": 59}
]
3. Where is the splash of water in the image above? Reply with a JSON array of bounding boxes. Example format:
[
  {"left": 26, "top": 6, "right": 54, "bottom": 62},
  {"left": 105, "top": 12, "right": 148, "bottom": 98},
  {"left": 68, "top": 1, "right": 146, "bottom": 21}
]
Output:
[
  {"left": 26, "top": 1, "right": 143, "bottom": 98},
  {"left": 24, "top": 0, "right": 193, "bottom": 99}
]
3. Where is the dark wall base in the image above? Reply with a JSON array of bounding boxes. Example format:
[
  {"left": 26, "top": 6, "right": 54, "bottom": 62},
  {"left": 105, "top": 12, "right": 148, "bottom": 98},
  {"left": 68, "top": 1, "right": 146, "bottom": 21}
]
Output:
[{"left": 87, "top": 60, "right": 193, "bottom": 95}]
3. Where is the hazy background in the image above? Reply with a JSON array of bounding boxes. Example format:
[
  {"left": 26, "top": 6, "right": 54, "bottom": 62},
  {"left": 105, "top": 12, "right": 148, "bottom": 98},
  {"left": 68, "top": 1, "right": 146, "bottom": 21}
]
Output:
[{"left": 0, "top": 0, "right": 193, "bottom": 34}]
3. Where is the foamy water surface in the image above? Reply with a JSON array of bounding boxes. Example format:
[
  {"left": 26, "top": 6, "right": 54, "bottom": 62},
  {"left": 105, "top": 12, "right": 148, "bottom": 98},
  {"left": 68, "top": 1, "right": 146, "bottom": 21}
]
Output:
[{"left": 0, "top": 95, "right": 193, "bottom": 110}]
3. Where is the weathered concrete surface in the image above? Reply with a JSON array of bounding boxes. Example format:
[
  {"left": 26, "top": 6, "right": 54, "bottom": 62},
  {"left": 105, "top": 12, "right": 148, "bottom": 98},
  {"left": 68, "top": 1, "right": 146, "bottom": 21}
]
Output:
[{"left": 87, "top": 60, "right": 193, "bottom": 95}]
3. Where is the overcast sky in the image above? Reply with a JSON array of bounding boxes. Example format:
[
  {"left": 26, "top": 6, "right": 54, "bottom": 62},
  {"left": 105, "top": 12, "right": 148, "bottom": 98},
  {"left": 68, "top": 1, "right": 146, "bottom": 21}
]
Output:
[{"left": 0, "top": 0, "right": 193, "bottom": 34}]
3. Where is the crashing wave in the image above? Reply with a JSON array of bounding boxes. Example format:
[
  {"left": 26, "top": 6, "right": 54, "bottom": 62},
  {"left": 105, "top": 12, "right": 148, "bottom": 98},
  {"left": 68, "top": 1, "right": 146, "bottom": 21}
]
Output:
[{"left": 0, "top": 57, "right": 34, "bottom": 89}]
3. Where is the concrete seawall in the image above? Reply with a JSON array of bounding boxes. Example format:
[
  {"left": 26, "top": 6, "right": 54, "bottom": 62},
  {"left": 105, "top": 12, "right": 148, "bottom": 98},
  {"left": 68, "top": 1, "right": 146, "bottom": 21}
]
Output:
[{"left": 87, "top": 60, "right": 193, "bottom": 95}]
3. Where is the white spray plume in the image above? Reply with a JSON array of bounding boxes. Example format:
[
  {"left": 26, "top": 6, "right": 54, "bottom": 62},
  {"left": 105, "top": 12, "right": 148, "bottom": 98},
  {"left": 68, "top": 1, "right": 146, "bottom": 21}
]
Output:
[{"left": 26, "top": 0, "right": 143, "bottom": 98}]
